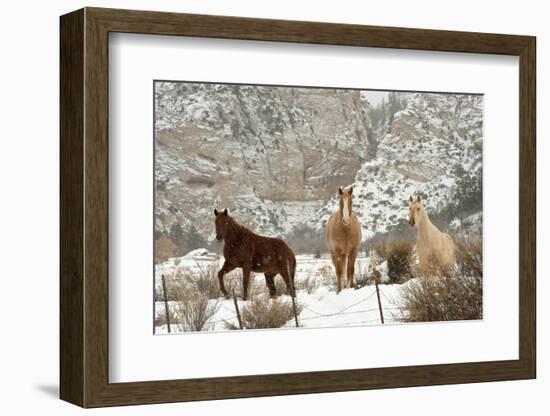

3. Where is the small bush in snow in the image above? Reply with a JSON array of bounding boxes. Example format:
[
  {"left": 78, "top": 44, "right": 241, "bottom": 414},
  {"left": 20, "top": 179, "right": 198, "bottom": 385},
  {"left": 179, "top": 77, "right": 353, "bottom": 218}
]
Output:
[
  {"left": 386, "top": 239, "right": 414, "bottom": 282},
  {"left": 225, "top": 297, "right": 303, "bottom": 330},
  {"left": 399, "top": 274, "right": 482, "bottom": 322},
  {"left": 399, "top": 238, "right": 482, "bottom": 322},
  {"left": 174, "top": 289, "right": 220, "bottom": 332},
  {"left": 370, "top": 238, "right": 414, "bottom": 284},
  {"left": 454, "top": 236, "right": 482, "bottom": 277},
  {"left": 294, "top": 269, "right": 318, "bottom": 294},
  {"left": 319, "top": 267, "right": 337, "bottom": 292},
  {"left": 155, "top": 269, "right": 187, "bottom": 301},
  {"left": 154, "top": 309, "right": 169, "bottom": 328},
  {"left": 187, "top": 262, "right": 221, "bottom": 299}
]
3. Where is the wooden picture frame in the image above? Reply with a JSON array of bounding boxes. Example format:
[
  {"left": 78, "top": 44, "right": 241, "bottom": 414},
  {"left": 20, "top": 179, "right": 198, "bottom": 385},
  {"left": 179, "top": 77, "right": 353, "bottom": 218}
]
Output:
[{"left": 60, "top": 7, "right": 536, "bottom": 408}]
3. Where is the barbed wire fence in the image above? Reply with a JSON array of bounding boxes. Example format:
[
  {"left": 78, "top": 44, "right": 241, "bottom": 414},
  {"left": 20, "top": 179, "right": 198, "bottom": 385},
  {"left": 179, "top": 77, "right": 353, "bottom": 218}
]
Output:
[
  {"left": 155, "top": 261, "right": 406, "bottom": 333},
  {"left": 299, "top": 285, "right": 405, "bottom": 325}
]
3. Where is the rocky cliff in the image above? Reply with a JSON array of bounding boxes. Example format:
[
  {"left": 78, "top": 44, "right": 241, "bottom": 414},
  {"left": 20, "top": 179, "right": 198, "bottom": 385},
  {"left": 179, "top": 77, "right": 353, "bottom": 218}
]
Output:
[{"left": 155, "top": 82, "right": 482, "bottom": 248}]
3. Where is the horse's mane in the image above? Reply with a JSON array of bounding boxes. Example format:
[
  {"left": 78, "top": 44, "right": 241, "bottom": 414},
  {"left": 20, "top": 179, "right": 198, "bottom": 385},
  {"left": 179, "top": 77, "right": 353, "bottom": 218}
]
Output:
[{"left": 226, "top": 215, "right": 255, "bottom": 238}]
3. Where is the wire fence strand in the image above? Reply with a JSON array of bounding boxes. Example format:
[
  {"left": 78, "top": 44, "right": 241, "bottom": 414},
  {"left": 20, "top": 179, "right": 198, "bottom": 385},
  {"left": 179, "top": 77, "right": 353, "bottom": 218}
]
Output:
[{"left": 302, "top": 290, "right": 377, "bottom": 318}]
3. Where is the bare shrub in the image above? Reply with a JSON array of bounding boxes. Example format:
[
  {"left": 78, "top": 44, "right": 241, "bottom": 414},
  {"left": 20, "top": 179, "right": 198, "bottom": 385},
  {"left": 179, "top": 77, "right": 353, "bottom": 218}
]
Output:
[
  {"left": 154, "top": 309, "right": 169, "bottom": 328},
  {"left": 225, "top": 297, "right": 303, "bottom": 330},
  {"left": 187, "top": 262, "right": 221, "bottom": 299},
  {"left": 370, "top": 240, "right": 387, "bottom": 261},
  {"left": 319, "top": 266, "right": 337, "bottom": 292},
  {"left": 386, "top": 239, "right": 414, "bottom": 282},
  {"left": 454, "top": 237, "right": 483, "bottom": 277},
  {"left": 399, "top": 239, "right": 483, "bottom": 322},
  {"left": 294, "top": 269, "right": 318, "bottom": 294},
  {"left": 155, "top": 268, "right": 187, "bottom": 301},
  {"left": 354, "top": 261, "right": 373, "bottom": 289},
  {"left": 354, "top": 272, "right": 372, "bottom": 289},
  {"left": 174, "top": 289, "right": 220, "bottom": 332},
  {"left": 399, "top": 275, "right": 482, "bottom": 322},
  {"left": 218, "top": 271, "right": 241, "bottom": 297},
  {"left": 369, "top": 238, "right": 414, "bottom": 284},
  {"left": 273, "top": 277, "right": 289, "bottom": 297},
  {"left": 222, "top": 272, "right": 271, "bottom": 299}
]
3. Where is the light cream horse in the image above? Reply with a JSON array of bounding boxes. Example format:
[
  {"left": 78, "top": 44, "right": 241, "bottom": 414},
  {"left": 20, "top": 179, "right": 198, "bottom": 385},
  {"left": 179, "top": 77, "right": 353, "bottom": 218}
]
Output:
[
  {"left": 325, "top": 187, "right": 362, "bottom": 293},
  {"left": 408, "top": 194, "right": 455, "bottom": 275}
]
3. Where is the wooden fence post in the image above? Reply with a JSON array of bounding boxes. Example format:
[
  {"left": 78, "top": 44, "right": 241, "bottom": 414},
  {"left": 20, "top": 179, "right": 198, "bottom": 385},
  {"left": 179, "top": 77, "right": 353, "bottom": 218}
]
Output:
[
  {"left": 375, "top": 278, "right": 385, "bottom": 324},
  {"left": 232, "top": 289, "right": 244, "bottom": 329},
  {"left": 161, "top": 274, "right": 171, "bottom": 333}
]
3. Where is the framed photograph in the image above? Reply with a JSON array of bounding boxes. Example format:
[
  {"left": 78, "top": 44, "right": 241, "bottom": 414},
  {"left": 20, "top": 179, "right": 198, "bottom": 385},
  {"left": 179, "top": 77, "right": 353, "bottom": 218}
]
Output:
[{"left": 60, "top": 7, "right": 536, "bottom": 408}]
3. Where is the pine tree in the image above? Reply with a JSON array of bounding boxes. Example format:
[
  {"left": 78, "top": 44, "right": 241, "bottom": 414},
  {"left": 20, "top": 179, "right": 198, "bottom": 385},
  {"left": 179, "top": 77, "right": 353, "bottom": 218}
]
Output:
[{"left": 169, "top": 223, "right": 185, "bottom": 256}]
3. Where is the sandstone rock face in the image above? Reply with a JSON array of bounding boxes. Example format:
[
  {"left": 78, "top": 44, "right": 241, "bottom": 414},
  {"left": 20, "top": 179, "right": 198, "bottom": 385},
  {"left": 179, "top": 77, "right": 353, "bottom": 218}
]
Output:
[
  {"left": 155, "top": 82, "right": 482, "bottom": 244},
  {"left": 155, "top": 82, "right": 373, "bottom": 237}
]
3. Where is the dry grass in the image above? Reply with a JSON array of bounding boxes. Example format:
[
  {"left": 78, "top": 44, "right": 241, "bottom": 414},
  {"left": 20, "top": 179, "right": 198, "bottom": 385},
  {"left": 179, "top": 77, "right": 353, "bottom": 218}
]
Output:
[
  {"left": 156, "top": 264, "right": 221, "bottom": 302},
  {"left": 154, "top": 309, "right": 169, "bottom": 328},
  {"left": 354, "top": 261, "right": 373, "bottom": 289},
  {"left": 294, "top": 269, "right": 318, "bottom": 294},
  {"left": 218, "top": 271, "right": 284, "bottom": 300},
  {"left": 399, "top": 275, "right": 482, "bottom": 322},
  {"left": 186, "top": 263, "right": 221, "bottom": 299},
  {"left": 399, "top": 238, "right": 483, "bottom": 322},
  {"left": 454, "top": 237, "right": 483, "bottom": 277},
  {"left": 369, "top": 238, "right": 414, "bottom": 284},
  {"left": 156, "top": 262, "right": 295, "bottom": 304},
  {"left": 386, "top": 239, "right": 414, "bottom": 282},
  {"left": 319, "top": 266, "right": 337, "bottom": 292},
  {"left": 173, "top": 289, "right": 220, "bottom": 332},
  {"left": 225, "top": 297, "right": 303, "bottom": 330},
  {"left": 155, "top": 269, "right": 187, "bottom": 301}
]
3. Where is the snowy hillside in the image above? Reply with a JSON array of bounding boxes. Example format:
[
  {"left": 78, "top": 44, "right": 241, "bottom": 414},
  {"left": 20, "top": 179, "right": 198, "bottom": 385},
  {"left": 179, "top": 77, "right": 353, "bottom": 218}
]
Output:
[
  {"left": 155, "top": 83, "right": 483, "bottom": 251},
  {"left": 318, "top": 93, "right": 483, "bottom": 237}
]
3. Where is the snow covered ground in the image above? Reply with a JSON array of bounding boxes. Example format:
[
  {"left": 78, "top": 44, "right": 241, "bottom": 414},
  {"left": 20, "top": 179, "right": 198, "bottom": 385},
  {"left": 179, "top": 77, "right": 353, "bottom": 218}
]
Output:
[{"left": 155, "top": 249, "right": 408, "bottom": 334}]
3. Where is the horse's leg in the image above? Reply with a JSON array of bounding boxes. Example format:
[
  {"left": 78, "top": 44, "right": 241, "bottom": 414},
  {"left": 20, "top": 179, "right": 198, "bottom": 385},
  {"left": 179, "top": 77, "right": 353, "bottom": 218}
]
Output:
[
  {"left": 242, "top": 263, "right": 252, "bottom": 301},
  {"left": 331, "top": 253, "right": 345, "bottom": 294},
  {"left": 347, "top": 248, "right": 358, "bottom": 289},
  {"left": 217, "top": 261, "right": 235, "bottom": 298},
  {"left": 264, "top": 273, "right": 277, "bottom": 299}
]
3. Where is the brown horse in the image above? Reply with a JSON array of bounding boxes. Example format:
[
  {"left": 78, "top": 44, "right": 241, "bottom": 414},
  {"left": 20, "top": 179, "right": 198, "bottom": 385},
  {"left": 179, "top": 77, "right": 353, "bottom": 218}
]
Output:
[
  {"left": 325, "top": 187, "right": 362, "bottom": 293},
  {"left": 214, "top": 209, "right": 297, "bottom": 300}
]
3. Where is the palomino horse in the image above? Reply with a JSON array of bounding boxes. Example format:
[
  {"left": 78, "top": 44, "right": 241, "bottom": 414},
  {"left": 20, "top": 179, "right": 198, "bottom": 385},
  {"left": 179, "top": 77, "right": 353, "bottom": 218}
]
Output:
[
  {"left": 408, "top": 194, "right": 455, "bottom": 274},
  {"left": 214, "top": 209, "right": 297, "bottom": 300},
  {"left": 325, "top": 187, "right": 362, "bottom": 293}
]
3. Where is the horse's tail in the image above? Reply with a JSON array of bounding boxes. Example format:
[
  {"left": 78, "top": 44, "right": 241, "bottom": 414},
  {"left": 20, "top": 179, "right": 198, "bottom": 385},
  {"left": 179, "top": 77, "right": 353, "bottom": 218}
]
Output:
[
  {"left": 285, "top": 252, "right": 297, "bottom": 297},
  {"left": 290, "top": 255, "right": 296, "bottom": 285}
]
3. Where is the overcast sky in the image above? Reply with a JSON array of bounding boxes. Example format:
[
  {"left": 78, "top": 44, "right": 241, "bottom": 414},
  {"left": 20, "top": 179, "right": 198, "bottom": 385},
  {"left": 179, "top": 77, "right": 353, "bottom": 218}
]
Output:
[{"left": 360, "top": 90, "right": 390, "bottom": 107}]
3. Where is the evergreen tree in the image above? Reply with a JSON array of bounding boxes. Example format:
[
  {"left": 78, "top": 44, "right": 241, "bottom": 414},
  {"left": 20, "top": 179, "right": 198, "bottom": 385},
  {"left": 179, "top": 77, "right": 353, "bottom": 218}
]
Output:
[
  {"left": 186, "top": 225, "right": 207, "bottom": 252},
  {"left": 169, "top": 223, "right": 185, "bottom": 256}
]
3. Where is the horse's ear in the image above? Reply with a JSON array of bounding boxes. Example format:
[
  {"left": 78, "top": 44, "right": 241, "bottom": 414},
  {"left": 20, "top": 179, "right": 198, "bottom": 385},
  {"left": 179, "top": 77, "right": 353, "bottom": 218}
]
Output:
[
  {"left": 214, "top": 209, "right": 218, "bottom": 216},
  {"left": 338, "top": 187, "right": 343, "bottom": 195},
  {"left": 409, "top": 196, "right": 413, "bottom": 202},
  {"left": 349, "top": 186, "right": 353, "bottom": 195},
  {"left": 223, "top": 208, "right": 228, "bottom": 216},
  {"left": 417, "top": 195, "right": 422, "bottom": 202}
]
